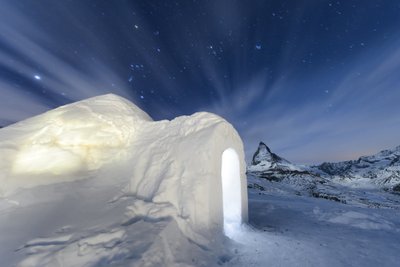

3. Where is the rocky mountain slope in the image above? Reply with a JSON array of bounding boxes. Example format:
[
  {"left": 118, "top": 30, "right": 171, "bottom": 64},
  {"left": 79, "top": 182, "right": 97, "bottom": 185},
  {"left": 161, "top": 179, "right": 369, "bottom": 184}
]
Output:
[
  {"left": 313, "top": 146, "right": 400, "bottom": 189},
  {"left": 247, "top": 142, "right": 400, "bottom": 208},
  {"left": 247, "top": 142, "right": 325, "bottom": 189}
]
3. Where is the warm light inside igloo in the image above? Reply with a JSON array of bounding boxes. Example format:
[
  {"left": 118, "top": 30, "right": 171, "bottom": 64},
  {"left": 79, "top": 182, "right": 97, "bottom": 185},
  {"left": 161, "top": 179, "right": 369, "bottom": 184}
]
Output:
[{"left": 221, "top": 148, "right": 242, "bottom": 238}]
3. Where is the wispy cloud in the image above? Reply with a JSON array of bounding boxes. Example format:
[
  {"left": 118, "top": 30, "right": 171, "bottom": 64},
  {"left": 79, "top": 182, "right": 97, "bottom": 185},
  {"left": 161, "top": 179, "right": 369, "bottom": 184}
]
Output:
[
  {"left": 209, "top": 40, "right": 400, "bottom": 164},
  {"left": 0, "top": 2, "right": 136, "bottom": 125}
]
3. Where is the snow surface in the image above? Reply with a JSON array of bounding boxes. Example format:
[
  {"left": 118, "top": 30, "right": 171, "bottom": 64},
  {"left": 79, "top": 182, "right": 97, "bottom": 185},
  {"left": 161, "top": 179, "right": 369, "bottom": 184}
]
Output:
[
  {"left": 2, "top": 172, "right": 399, "bottom": 266},
  {"left": 232, "top": 175, "right": 400, "bottom": 267},
  {"left": 0, "top": 94, "right": 249, "bottom": 266}
]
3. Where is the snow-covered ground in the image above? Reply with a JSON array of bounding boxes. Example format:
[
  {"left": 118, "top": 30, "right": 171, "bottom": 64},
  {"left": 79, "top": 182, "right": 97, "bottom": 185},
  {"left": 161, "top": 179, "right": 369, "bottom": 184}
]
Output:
[
  {"left": 2, "top": 173, "right": 399, "bottom": 266},
  {"left": 229, "top": 176, "right": 400, "bottom": 267}
]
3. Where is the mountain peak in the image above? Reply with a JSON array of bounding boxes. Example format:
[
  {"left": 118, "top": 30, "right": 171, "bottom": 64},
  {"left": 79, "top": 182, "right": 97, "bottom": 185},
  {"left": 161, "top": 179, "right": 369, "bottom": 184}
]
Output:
[
  {"left": 251, "top": 142, "right": 288, "bottom": 165},
  {"left": 258, "top": 142, "right": 272, "bottom": 153}
]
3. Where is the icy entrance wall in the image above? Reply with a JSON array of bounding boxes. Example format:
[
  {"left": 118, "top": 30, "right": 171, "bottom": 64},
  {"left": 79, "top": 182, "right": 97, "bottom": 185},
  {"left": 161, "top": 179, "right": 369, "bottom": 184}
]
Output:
[{"left": 0, "top": 94, "right": 248, "bottom": 241}]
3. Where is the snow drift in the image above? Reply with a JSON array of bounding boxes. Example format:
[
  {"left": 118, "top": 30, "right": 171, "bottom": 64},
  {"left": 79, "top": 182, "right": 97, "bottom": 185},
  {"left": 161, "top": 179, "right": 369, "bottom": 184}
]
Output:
[{"left": 0, "top": 94, "right": 248, "bottom": 245}]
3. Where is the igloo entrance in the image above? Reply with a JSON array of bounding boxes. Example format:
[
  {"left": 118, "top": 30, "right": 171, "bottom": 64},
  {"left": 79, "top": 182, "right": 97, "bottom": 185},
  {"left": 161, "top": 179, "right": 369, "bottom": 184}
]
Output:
[{"left": 221, "top": 148, "right": 242, "bottom": 237}]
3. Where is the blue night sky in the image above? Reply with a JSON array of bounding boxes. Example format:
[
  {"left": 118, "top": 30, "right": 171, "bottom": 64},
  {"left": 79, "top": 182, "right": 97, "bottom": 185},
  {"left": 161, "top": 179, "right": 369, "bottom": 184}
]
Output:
[{"left": 1, "top": 0, "right": 400, "bottom": 164}]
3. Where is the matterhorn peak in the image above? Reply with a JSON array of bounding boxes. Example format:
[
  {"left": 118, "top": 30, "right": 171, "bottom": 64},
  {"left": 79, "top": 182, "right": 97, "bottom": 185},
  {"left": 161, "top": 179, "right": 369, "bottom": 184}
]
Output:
[
  {"left": 259, "top": 142, "right": 272, "bottom": 153},
  {"left": 251, "top": 142, "right": 288, "bottom": 165},
  {"left": 252, "top": 142, "right": 271, "bottom": 164}
]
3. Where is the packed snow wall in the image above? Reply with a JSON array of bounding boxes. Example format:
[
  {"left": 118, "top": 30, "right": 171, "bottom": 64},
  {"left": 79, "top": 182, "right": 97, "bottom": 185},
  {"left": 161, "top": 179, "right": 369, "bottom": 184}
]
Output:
[
  {"left": 0, "top": 94, "right": 248, "bottom": 243},
  {"left": 127, "top": 108, "right": 248, "bottom": 241}
]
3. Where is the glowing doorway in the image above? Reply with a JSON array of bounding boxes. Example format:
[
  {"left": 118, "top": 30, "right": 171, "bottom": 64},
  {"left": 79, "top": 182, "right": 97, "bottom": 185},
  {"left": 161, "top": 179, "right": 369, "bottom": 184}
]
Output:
[{"left": 221, "top": 148, "right": 242, "bottom": 237}]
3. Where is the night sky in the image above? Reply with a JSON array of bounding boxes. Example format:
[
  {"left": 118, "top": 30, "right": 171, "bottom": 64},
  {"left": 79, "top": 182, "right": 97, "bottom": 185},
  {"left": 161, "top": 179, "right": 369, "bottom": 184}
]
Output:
[{"left": 1, "top": 0, "right": 400, "bottom": 164}]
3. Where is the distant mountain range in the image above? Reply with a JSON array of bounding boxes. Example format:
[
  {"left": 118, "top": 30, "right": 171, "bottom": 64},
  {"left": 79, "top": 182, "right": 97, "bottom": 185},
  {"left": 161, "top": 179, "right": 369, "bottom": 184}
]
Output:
[
  {"left": 314, "top": 146, "right": 400, "bottom": 188},
  {"left": 247, "top": 142, "right": 400, "bottom": 207},
  {"left": 247, "top": 142, "right": 324, "bottom": 187}
]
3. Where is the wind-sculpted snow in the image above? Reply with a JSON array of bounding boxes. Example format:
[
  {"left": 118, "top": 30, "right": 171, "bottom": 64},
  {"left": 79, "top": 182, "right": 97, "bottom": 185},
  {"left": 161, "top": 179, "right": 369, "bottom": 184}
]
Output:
[{"left": 0, "top": 94, "right": 247, "bottom": 266}]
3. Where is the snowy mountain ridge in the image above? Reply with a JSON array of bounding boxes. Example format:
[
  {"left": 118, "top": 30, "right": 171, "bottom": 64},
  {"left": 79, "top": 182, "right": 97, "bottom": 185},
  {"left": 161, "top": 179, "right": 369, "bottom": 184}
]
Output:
[
  {"left": 313, "top": 146, "right": 400, "bottom": 188},
  {"left": 247, "top": 142, "right": 324, "bottom": 188},
  {"left": 247, "top": 142, "right": 400, "bottom": 210},
  {"left": 248, "top": 142, "right": 303, "bottom": 172},
  {"left": 248, "top": 142, "right": 400, "bottom": 191}
]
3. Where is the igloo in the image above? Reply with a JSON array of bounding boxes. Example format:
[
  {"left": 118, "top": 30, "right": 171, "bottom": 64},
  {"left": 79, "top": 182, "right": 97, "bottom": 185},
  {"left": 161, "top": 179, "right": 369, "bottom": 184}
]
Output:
[{"left": 0, "top": 94, "right": 248, "bottom": 240}]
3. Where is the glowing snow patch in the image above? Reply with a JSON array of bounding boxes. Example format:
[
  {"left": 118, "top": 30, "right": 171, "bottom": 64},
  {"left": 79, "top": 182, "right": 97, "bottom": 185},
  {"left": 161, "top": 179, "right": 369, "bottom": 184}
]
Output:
[
  {"left": 221, "top": 148, "right": 242, "bottom": 238},
  {"left": 13, "top": 145, "right": 83, "bottom": 175},
  {"left": 11, "top": 107, "right": 136, "bottom": 175}
]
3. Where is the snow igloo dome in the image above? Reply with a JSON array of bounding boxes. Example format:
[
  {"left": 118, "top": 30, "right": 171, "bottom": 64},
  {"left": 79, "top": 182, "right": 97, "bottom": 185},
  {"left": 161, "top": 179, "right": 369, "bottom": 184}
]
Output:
[{"left": 0, "top": 94, "right": 248, "bottom": 241}]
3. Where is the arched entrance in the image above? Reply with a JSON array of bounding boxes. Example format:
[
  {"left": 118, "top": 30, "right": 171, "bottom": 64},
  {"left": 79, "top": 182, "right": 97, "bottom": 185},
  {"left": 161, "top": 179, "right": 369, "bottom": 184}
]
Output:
[{"left": 221, "top": 148, "right": 242, "bottom": 237}]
